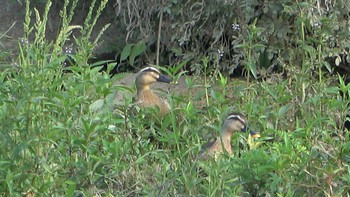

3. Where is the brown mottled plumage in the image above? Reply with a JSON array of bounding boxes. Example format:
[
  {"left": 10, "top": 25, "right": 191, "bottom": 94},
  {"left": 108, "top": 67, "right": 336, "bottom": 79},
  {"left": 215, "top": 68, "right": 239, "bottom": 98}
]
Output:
[
  {"left": 135, "top": 67, "right": 172, "bottom": 115},
  {"left": 200, "top": 112, "right": 260, "bottom": 160}
]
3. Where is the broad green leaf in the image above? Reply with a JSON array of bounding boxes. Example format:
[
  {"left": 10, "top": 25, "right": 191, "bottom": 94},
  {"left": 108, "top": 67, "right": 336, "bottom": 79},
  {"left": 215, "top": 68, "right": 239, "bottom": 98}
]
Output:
[
  {"left": 91, "top": 59, "right": 114, "bottom": 67},
  {"left": 324, "top": 86, "right": 339, "bottom": 95},
  {"left": 278, "top": 104, "right": 292, "bottom": 117},
  {"left": 120, "top": 43, "right": 132, "bottom": 62},
  {"left": 253, "top": 43, "right": 266, "bottom": 50},
  {"left": 248, "top": 61, "right": 258, "bottom": 79},
  {"left": 302, "top": 44, "right": 315, "bottom": 54},
  {"left": 89, "top": 98, "right": 105, "bottom": 112},
  {"left": 261, "top": 84, "right": 277, "bottom": 100},
  {"left": 234, "top": 44, "right": 245, "bottom": 48},
  {"left": 129, "top": 41, "right": 146, "bottom": 65},
  {"left": 322, "top": 61, "right": 332, "bottom": 73}
]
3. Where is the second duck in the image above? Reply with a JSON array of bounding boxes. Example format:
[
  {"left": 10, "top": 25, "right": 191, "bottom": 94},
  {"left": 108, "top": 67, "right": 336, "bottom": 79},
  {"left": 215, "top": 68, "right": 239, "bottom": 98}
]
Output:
[{"left": 199, "top": 112, "right": 260, "bottom": 160}]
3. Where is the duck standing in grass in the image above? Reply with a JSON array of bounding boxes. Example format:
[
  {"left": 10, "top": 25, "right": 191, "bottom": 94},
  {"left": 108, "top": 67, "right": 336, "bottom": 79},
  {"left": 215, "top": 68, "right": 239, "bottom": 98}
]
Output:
[
  {"left": 135, "top": 66, "right": 172, "bottom": 116},
  {"left": 200, "top": 112, "right": 260, "bottom": 160}
]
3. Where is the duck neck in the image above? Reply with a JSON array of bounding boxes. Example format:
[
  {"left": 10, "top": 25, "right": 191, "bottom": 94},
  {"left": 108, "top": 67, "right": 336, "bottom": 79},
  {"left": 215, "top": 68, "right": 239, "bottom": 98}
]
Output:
[
  {"left": 136, "top": 84, "right": 151, "bottom": 95},
  {"left": 220, "top": 129, "right": 232, "bottom": 145}
]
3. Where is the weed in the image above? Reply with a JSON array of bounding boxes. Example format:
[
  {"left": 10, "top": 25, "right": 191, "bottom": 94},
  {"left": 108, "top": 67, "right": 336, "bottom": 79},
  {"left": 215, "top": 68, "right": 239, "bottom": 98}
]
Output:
[{"left": 1, "top": 0, "right": 350, "bottom": 196}]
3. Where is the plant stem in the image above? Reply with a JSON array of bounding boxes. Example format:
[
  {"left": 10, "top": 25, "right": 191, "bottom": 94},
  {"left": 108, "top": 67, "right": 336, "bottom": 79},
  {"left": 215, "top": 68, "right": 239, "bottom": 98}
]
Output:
[{"left": 156, "top": 11, "right": 163, "bottom": 66}]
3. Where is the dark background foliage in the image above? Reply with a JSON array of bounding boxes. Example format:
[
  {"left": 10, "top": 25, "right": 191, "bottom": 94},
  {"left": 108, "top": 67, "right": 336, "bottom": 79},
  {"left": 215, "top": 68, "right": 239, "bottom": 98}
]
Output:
[{"left": 2, "top": 0, "right": 350, "bottom": 77}]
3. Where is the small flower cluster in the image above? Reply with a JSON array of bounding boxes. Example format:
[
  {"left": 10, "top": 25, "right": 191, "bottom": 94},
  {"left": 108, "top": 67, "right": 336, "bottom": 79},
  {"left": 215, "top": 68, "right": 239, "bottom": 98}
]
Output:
[
  {"left": 232, "top": 24, "right": 240, "bottom": 31},
  {"left": 20, "top": 38, "right": 29, "bottom": 46},
  {"left": 217, "top": 49, "right": 224, "bottom": 60},
  {"left": 64, "top": 46, "right": 73, "bottom": 54}
]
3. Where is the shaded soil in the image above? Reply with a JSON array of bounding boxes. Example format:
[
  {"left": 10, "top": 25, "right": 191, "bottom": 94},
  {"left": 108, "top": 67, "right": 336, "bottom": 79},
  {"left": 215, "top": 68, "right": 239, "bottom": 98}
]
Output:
[
  {"left": 0, "top": 0, "right": 124, "bottom": 59},
  {"left": 0, "top": 1, "right": 25, "bottom": 57}
]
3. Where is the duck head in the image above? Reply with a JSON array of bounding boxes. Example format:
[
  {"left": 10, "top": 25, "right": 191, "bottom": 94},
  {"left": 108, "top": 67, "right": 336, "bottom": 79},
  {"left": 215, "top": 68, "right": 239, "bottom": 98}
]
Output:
[
  {"left": 222, "top": 112, "right": 248, "bottom": 134},
  {"left": 222, "top": 112, "right": 260, "bottom": 138},
  {"left": 135, "top": 67, "right": 172, "bottom": 91}
]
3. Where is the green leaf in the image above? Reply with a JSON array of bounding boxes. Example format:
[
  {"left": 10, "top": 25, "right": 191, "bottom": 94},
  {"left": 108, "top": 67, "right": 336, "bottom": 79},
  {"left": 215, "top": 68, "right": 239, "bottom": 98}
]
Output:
[
  {"left": 302, "top": 44, "right": 315, "bottom": 54},
  {"left": 89, "top": 98, "right": 105, "bottom": 112},
  {"left": 234, "top": 44, "right": 245, "bottom": 48},
  {"left": 91, "top": 59, "right": 114, "bottom": 67},
  {"left": 278, "top": 104, "right": 292, "bottom": 117},
  {"left": 171, "top": 47, "right": 182, "bottom": 55},
  {"left": 248, "top": 61, "right": 257, "bottom": 79},
  {"left": 262, "top": 84, "right": 277, "bottom": 100},
  {"left": 129, "top": 41, "right": 146, "bottom": 65},
  {"left": 322, "top": 61, "right": 332, "bottom": 73},
  {"left": 324, "top": 86, "right": 339, "bottom": 95},
  {"left": 120, "top": 43, "right": 132, "bottom": 62},
  {"left": 135, "top": 157, "right": 146, "bottom": 164},
  {"left": 253, "top": 43, "right": 266, "bottom": 50}
]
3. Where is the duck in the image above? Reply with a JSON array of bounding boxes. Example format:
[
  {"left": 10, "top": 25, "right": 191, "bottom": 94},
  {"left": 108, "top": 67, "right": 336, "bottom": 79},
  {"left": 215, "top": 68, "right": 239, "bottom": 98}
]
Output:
[
  {"left": 135, "top": 66, "right": 172, "bottom": 116},
  {"left": 199, "top": 112, "right": 260, "bottom": 160}
]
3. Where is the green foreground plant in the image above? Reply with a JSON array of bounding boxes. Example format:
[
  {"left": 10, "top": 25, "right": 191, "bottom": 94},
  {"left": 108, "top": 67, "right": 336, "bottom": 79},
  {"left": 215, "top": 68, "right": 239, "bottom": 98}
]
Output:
[{"left": 0, "top": 0, "right": 350, "bottom": 196}]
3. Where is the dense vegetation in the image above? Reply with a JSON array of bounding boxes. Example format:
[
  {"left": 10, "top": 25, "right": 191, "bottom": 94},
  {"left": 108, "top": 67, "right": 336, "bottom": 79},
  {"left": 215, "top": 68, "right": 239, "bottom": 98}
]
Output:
[{"left": 0, "top": 0, "right": 350, "bottom": 196}]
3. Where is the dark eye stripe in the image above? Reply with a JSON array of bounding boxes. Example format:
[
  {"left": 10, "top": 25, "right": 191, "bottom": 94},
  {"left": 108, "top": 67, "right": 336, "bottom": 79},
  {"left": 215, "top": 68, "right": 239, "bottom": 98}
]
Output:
[
  {"left": 140, "top": 67, "right": 160, "bottom": 74},
  {"left": 227, "top": 114, "right": 246, "bottom": 125}
]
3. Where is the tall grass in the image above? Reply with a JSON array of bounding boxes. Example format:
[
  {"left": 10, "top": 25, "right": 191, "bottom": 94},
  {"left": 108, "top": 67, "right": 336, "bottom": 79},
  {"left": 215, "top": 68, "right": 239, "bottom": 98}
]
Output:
[{"left": 0, "top": 0, "right": 350, "bottom": 196}]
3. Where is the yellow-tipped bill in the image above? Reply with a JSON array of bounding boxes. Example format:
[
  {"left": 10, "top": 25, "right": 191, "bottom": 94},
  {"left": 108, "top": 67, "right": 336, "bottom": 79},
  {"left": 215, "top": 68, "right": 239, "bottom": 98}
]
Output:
[{"left": 249, "top": 131, "right": 261, "bottom": 138}]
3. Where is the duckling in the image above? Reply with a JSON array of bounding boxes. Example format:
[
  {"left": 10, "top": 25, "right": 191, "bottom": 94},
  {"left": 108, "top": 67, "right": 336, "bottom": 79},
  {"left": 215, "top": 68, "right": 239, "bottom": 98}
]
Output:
[
  {"left": 135, "top": 67, "right": 172, "bottom": 115},
  {"left": 199, "top": 112, "right": 260, "bottom": 160}
]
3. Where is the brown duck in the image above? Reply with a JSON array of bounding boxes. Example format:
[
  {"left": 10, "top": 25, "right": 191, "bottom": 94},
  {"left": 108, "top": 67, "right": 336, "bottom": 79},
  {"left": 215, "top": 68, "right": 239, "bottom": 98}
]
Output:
[
  {"left": 135, "top": 67, "right": 172, "bottom": 115},
  {"left": 200, "top": 112, "right": 260, "bottom": 160}
]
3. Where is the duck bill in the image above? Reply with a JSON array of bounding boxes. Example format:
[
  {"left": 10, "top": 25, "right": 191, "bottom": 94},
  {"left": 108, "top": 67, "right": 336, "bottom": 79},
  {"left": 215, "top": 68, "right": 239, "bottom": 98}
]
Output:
[
  {"left": 241, "top": 126, "right": 247, "bottom": 133},
  {"left": 241, "top": 126, "right": 261, "bottom": 138},
  {"left": 249, "top": 130, "right": 261, "bottom": 138},
  {"left": 157, "top": 74, "right": 172, "bottom": 83}
]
